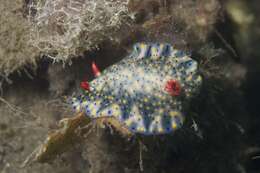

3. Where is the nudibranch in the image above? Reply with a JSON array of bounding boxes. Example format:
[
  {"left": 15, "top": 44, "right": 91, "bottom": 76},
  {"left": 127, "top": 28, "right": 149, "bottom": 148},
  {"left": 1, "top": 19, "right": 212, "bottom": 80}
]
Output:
[{"left": 70, "top": 43, "right": 202, "bottom": 135}]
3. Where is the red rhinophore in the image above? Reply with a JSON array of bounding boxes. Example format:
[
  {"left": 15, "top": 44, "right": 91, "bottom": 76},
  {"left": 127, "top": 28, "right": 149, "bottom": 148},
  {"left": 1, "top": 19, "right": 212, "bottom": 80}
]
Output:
[
  {"left": 80, "top": 81, "right": 90, "bottom": 91},
  {"left": 92, "top": 61, "right": 101, "bottom": 77},
  {"left": 165, "top": 79, "right": 181, "bottom": 96}
]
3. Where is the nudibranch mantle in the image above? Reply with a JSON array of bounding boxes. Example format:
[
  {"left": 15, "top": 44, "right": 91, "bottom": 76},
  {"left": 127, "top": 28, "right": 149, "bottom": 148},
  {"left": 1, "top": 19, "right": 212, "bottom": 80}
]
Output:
[{"left": 70, "top": 43, "right": 202, "bottom": 135}]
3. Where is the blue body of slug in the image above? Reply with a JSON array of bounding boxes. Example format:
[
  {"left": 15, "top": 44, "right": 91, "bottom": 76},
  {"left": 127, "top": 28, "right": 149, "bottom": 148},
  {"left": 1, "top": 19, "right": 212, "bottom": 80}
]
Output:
[{"left": 70, "top": 43, "right": 202, "bottom": 135}]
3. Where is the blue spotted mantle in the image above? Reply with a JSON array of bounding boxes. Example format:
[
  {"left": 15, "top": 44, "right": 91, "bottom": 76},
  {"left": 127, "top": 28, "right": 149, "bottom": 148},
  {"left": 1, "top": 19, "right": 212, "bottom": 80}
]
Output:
[{"left": 70, "top": 43, "right": 202, "bottom": 135}]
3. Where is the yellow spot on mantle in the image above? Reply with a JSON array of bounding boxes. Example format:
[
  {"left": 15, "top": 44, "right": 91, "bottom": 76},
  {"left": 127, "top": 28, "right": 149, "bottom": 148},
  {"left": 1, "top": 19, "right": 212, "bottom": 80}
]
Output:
[
  {"left": 137, "top": 126, "right": 145, "bottom": 132},
  {"left": 169, "top": 111, "right": 179, "bottom": 117},
  {"left": 158, "top": 127, "right": 164, "bottom": 133},
  {"left": 172, "top": 122, "right": 177, "bottom": 129}
]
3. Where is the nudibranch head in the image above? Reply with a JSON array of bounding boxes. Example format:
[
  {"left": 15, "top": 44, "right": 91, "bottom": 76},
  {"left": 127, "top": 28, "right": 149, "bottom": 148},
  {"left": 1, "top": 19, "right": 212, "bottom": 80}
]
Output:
[{"left": 71, "top": 43, "right": 202, "bottom": 135}]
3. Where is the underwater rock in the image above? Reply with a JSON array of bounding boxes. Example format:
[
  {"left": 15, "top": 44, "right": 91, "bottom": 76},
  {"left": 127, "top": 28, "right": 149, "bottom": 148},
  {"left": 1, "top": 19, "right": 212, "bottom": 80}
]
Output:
[
  {"left": 129, "top": 0, "right": 221, "bottom": 45},
  {"left": 0, "top": 0, "right": 40, "bottom": 78},
  {"left": 26, "top": 0, "right": 131, "bottom": 61}
]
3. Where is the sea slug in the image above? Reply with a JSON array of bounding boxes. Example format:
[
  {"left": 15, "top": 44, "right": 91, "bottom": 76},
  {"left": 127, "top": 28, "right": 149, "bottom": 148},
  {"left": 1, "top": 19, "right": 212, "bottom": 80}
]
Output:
[{"left": 70, "top": 43, "right": 202, "bottom": 135}]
